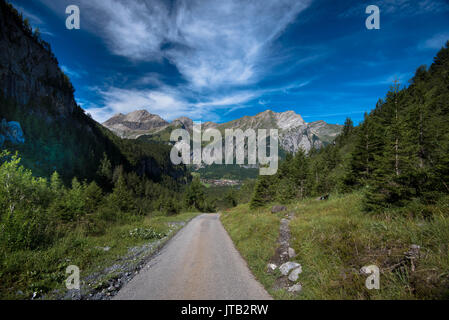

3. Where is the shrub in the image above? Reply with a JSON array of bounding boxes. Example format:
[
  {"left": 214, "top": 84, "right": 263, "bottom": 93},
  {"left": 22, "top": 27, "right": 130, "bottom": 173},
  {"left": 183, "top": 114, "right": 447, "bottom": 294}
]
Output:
[
  {"left": 0, "top": 151, "right": 53, "bottom": 250},
  {"left": 83, "top": 181, "right": 103, "bottom": 213}
]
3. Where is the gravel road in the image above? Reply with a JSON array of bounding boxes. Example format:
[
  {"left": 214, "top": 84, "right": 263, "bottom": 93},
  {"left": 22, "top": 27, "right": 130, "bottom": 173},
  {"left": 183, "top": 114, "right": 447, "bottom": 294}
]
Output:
[{"left": 114, "top": 214, "right": 272, "bottom": 300}]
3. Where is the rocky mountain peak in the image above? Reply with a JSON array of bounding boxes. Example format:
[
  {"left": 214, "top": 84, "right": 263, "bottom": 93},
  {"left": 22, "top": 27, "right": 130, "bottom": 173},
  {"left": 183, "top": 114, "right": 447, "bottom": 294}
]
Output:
[
  {"left": 124, "top": 110, "right": 150, "bottom": 122},
  {"left": 274, "top": 110, "right": 306, "bottom": 130},
  {"left": 172, "top": 116, "right": 194, "bottom": 131},
  {"left": 102, "top": 109, "right": 169, "bottom": 137}
]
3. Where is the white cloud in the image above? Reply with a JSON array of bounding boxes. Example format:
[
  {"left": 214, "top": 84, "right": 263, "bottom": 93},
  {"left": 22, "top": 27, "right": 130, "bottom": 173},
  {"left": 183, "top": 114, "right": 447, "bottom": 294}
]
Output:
[
  {"left": 41, "top": 0, "right": 311, "bottom": 89},
  {"left": 345, "top": 72, "right": 413, "bottom": 87},
  {"left": 88, "top": 85, "right": 259, "bottom": 123},
  {"left": 163, "top": 0, "right": 311, "bottom": 88},
  {"left": 39, "top": 0, "right": 314, "bottom": 122},
  {"left": 95, "top": 87, "right": 190, "bottom": 122},
  {"left": 61, "top": 65, "right": 86, "bottom": 79},
  {"left": 15, "top": 5, "right": 43, "bottom": 25},
  {"left": 88, "top": 78, "right": 317, "bottom": 123}
]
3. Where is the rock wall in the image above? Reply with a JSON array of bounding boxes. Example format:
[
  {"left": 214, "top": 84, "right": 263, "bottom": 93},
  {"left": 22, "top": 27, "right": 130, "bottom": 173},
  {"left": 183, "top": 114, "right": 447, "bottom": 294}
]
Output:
[
  {"left": 0, "top": 1, "right": 76, "bottom": 117},
  {"left": 0, "top": 118, "right": 25, "bottom": 147}
]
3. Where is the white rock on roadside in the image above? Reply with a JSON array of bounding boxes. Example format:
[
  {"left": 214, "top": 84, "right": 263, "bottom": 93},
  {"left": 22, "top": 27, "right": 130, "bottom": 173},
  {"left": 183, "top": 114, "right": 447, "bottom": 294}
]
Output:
[
  {"left": 288, "top": 247, "right": 296, "bottom": 258},
  {"left": 279, "top": 262, "right": 301, "bottom": 276},
  {"left": 280, "top": 251, "right": 289, "bottom": 260},
  {"left": 288, "top": 266, "right": 302, "bottom": 282},
  {"left": 267, "top": 263, "right": 277, "bottom": 272},
  {"left": 288, "top": 283, "right": 302, "bottom": 293}
]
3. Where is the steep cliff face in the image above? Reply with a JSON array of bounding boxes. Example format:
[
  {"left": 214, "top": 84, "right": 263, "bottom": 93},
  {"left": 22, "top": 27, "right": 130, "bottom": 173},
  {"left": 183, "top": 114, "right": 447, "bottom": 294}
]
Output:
[
  {"left": 0, "top": 2, "right": 75, "bottom": 117},
  {"left": 0, "top": 118, "right": 25, "bottom": 148},
  {"left": 217, "top": 110, "right": 334, "bottom": 153},
  {"left": 0, "top": 1, "right": 117, "bottom": 180}
]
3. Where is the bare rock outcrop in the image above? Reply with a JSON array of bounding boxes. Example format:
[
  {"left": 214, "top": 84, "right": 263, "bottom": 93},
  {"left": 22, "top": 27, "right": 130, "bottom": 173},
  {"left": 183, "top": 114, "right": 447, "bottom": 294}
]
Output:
[{"left": 0, "top": 118, "right": 25, "bottom": 147}]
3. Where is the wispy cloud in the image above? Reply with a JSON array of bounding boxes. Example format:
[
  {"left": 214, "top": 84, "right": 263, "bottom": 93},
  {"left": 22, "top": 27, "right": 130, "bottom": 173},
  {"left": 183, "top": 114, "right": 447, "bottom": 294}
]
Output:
[
  {"left": 419, "top": 32, "right": 449, "bottom": 50},
  {"left": 15, "top": 5, "right": 43, "bottom": 24},
  {"left": 15, "top": 4, "right": 54, "bottom": 36},
  {"left": 345, "top": 72, "right": 413, "bottom": 87},
  {"left": 303, "top": 110, "right": 366, "bottom": 119},
  {"left": 88, "top": 85, "right": 259, "bottom": 123},
  {"left": 339, "top": 0, "right": 449, "bottom": 18},
  {"left": 72, "top": 0, "right": 311, "bottom": 89},
  {"left": 61, "top": 65, "right": 86, "bottom": 79}
]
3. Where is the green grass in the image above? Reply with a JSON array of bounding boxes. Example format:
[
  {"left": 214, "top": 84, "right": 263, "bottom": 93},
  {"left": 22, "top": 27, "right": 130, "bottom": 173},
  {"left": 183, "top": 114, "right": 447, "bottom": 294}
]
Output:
[
  {"left": 220, "top": 204, "right": 283, "bottom": 296},
  {"left": 0, "top": 211, "right": 199, "bottom": 300},
  {"left": 221, "top": 193, "right": 449, "bottom": 300}
]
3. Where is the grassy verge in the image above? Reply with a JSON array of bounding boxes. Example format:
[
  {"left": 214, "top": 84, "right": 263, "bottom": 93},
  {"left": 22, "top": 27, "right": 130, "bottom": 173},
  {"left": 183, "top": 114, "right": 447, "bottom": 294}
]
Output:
[
  {"left": 0, "top": 211, "right": 199, "bottom": 300},
  {"left": 220, "top": 204, "right": 282, "bottom": 296},
  {"left": 221, "top": 193, "right": 449, "bottom": 299}
]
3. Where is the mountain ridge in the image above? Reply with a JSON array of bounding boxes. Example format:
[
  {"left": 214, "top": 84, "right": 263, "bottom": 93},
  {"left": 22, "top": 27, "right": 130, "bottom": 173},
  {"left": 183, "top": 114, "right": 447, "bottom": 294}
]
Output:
[{"left": 102, "top": 109, "right": 343, "bottom": 154}]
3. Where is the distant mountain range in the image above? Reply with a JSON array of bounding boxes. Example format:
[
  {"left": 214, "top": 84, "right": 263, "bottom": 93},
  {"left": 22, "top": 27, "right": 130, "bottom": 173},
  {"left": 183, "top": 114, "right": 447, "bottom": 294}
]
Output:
[{"left": 103, "top": 109, "right": 342, "bottom": 154}]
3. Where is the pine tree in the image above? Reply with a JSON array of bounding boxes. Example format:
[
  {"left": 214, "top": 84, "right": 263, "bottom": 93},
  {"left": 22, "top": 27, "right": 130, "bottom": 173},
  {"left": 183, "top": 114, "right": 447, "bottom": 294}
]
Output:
[
  {"left": 250, "top": 175, "right": 272, "bottom": 209},
  {"left": 225, "top": 189, "right": 238, "bottom": 207},
  {"left": 84, "top": 181, "right": 103, "bottom": 213},
  {"left": 346, "top": 113, "right": 372, "bottom": 186},
  {"left": 50, "top": 171, "right": 63, "bottom": 195},
  {"left": 363, "top": 83, "right": 411, "bottom": 210},
  {"left": 98, "top": 152, "right": 113, "bottom": 185},
  {"left": 290, "top": 149, "right": 309, "bottom": 199},
  {"left": 342, "top": 117, "right": 354, "bottom": 138},
  {"left": 183, "top": 176, "right": 205, "bottom": 211},
  {"left": 109, "top": 172, "right": 135, "bottom": 213}
]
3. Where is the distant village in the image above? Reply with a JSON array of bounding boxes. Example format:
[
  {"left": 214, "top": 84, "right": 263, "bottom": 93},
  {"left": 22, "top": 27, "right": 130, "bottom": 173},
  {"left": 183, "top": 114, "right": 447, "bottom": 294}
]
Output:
[{"left": 201, "top": 179, "right": 241, "bottom": 187}]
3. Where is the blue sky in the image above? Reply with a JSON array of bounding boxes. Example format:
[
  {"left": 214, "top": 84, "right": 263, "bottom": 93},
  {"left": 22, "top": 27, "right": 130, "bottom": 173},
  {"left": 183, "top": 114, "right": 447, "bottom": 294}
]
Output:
[{"left": 11, "top": 0, "right": 449, "bottom": 125}]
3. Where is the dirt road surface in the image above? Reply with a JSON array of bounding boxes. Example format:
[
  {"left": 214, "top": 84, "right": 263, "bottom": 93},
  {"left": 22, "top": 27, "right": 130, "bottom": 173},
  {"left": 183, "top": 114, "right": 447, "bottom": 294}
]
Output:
[{"left": 114, "top": 214, "right": 272, "bottom": 300}]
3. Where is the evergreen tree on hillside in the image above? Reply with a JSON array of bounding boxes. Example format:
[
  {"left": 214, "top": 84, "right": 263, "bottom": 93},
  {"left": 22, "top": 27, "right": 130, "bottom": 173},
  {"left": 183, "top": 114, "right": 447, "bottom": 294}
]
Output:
[
  {"left": 426, "top": 41, "right": 449, "bottom": 195},
  {"left": 109, "top": 172, "right": 135, "bottom": 213},
  {"left": 250, "top": 175, "right": 273, "bottom": 209},
  {"left": 98, "top": 153, "right": 113, "bottom": 185},
  {"left": 290, "top": 149, "right": 310, "bottom": 199},
  {"left": 50, "top": 171, "right": 63, "bottom": 195},
  {"left": 346, "top": 113, "right": 375, "bottom": 186},
  {"left": 342, "top": 117, "right": 354, "bottom": 138},
  {"left": 364, "top": 82, "right": 413, "bottom": 210},
  {"left": 402, "top": 66, "right": 435, "bottom": 199},
  {"left": 363, "top": 42, "right": 449, "bottom": 209},
  {"left": 183, "top": 176, "right": 205, "bottom": 211}
]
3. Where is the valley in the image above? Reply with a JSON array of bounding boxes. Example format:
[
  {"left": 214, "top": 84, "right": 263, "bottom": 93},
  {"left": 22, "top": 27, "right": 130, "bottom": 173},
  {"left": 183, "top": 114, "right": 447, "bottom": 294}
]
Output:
[{"left": 1, "top": 0, "right": 449, "bottom": 302}]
